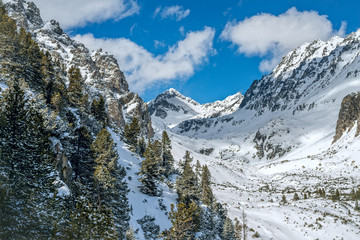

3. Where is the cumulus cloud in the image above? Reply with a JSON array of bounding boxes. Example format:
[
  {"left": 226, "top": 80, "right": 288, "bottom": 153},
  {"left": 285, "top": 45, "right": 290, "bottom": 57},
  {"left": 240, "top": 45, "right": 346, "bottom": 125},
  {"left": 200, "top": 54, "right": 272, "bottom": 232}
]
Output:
[
  {"left": 32, "top": 0, "right": 139, "bottom": 29},
  {"left": 220, "top": 7, "right": 346, "bottom": 72},
  {"left": 74, "top": 27, "right": 215, "bottom": 93},
  {"left": 153, "top": 5, "right": 190, "bottom": 21}
]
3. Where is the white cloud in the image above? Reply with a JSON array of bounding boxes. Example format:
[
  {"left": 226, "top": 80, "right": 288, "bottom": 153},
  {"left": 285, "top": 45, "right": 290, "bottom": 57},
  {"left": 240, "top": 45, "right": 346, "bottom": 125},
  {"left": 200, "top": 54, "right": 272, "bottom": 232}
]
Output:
[
  {"left": 74, "top": 27, "right": 215, "bottom": 93},
  {"left": 153, "top": 5, "right": 190, "bottom": 21},
  {"left": 154, "top": 40, "right": 166, "bottom": 49},
  {"left": 32, "top": 0, "right": 139, "bottom": 29},
  {"left": 220, "top": 7, "right": 346, "bottom": 72}
]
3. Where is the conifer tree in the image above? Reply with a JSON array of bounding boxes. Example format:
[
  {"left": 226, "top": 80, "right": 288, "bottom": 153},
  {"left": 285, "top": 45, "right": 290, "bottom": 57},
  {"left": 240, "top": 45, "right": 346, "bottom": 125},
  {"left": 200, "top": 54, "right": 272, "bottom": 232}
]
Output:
[
  {"left": 138, "top": 137, "right": 146, "bottom": 157},
  {"left": 91, "top": 129, "right": 130, "bottom": 238},
  {"left": 195, "top": 160, "right": 202, "bottom": 179},
  {"left": 0, "top": 81, "right": 58, "bottom": 239},
  {"left": 163, "top": 201, "right": 200, "bottom": 240},
  {"left": 201, "top": 165, "right": 214, "bottom": 206},
  {"left": 67, "top": 66, "right": 85, "bottom": 108},
  {"left": 91, "top": 95, "right": 107, "bottom": 125},
  {"left": 161, "top": 130, "right": 174, "bottom": 177},
  {"left": 123, "top": 117, "right": 140, "bottom": 151},
  {"left": 139, "top": 140, "right": 161, "bottom": 196},
  {"left": 293, "top": 192, "right": 300, "bottom": 201},
  {"left": 176, "top": 151, "right": 200, "bottom": 204},
  {"left": 0, "top": 7, "right": 21, "bottom": 78},
  {"left": 70, "top": 126, "right": 94, "bottom": 189},
  {"left": 222, "top": 217, "right": 236, "bottom": 240}
]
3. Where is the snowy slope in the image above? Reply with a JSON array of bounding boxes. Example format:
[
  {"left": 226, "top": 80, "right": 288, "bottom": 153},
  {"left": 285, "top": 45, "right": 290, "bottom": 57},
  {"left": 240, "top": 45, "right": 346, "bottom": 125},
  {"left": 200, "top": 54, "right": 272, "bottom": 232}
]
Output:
[
  {"left": 151, "top": 29, "right": 360, "bottom": 239},
  {"left": 109, "top": 129, "right": 175, "bottom": 239}
]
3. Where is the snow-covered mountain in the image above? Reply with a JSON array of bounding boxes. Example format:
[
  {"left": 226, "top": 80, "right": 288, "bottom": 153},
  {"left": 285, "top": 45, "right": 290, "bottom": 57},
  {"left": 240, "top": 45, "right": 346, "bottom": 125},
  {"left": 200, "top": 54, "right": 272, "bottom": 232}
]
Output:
[
  {"left": 148, "top": 88, "right": 243, "bottom": 128},
  {"left": 3, "top": 0, "right": 153, "bottom": 137},
  {"left": 151, "top": 30, "right": 360, "bottom": 239}
]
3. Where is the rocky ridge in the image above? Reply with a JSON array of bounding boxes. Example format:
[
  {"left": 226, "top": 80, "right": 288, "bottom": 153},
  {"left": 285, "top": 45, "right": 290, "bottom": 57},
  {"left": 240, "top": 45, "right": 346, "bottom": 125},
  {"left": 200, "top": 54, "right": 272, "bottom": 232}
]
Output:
[
  {"left": 148, "top": 88, "right": 243, "bottom": 128},
  {"left": 3, "top": 0, "right": 153, "bottom": 137}
]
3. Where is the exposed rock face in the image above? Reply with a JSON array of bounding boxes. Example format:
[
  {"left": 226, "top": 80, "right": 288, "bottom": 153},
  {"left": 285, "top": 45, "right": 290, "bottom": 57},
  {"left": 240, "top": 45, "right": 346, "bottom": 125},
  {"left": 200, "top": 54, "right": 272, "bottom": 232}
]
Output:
[
  {"left": 333, "top": 92, "right": 360, "bottom": 142},
  {"left": 148, "top": 88, "right": 201, "bottom": 120},
  {"left": 3, "top": 0, "right": 153, "bottom": 137},
  {"left": 240, "top": 37, "right": 345, "bottom": 113},
  {"left": 148, "top": 88, "right": 243, "bottom": 131},
  {"left": 55, "top": 144, "right": 72, "bottom": 186}
]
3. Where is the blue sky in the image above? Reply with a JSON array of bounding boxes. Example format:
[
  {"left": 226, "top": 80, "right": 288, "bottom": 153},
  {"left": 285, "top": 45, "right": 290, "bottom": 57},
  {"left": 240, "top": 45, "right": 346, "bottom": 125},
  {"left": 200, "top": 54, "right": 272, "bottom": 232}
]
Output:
[{"left": 33, "top": 0, "right": 360, "bottom": 103}]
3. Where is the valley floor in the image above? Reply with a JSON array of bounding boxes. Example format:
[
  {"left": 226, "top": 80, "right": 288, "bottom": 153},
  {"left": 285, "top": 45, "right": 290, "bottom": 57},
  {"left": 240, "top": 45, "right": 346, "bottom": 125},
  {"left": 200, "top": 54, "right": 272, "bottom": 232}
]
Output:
[{"left": 164, "top": 127, "right": 360, "bottom": 240}]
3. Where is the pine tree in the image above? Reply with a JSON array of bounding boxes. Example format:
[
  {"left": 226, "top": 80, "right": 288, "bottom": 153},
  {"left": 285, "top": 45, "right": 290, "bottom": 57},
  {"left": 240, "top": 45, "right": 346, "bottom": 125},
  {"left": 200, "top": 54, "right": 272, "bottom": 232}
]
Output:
[
  {"left": 91, "top": 95, "right": 107, "bottom": 125},
  {"left": 0, "top": 81, "right": 58, "bottom": 238},
  {"left": 92, "top": 129, "right": 130, "bottom": 238},
  {"left": 355, "top": 200, "right": 359, "bottom": 211},
  {"left": 201, "top": 165, "right": 214, "bottom": 206},
  {"left": 67, "top": 66, "right": 85, "bottom": 108},
  {"left": 161, "top": 131, "right": 174, "bottom": 177},
  {"left": 195, "top": 160, "right": 202, "bottom": 179},
  {"left": 139, "top": 140, "right": 162, "bottom": 196},
  {"left": 0, "top": 7, "right": 21, "bottom": 79},
  {"left": 123, "top": 117, "right": 140, "bottom": 151},
  {"left": 176, "top": 151, "right": 200, "bottom": 204},
  {"left": 138, "top": 137, "right": 146, "bottom": 157},
  {"left": 70, "top": 126, "right": 95, "bottom": 189},
  {"left": 163, "top": 201, "right": 200, "bottom": 240},
  {"left": 293, "top": 192, "right": 300, "bottom": 201},
  {"left": 222, "top": 217, "right": 236, "bottom": 240},
  {"left": 234, "top": 218, "right": 242, "bottom": 240}
]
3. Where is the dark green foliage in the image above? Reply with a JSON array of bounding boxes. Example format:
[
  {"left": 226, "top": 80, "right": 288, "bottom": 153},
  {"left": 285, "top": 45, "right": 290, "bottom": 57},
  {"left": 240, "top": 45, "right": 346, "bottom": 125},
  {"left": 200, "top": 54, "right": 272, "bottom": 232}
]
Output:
[
  {"left": 162, "top": 201, "right": 200, "bottom": 240},
  {"left": 138, "top": 137, "right": 146, "bottom": 157},
  {"left": 70, "top": 126, "right": 94, "bottom": 187},
  {"left": 201, "top": 165, "right": 214, "bottom": 206},
  {"left": 161, "top": 131, "right": 174, "bottom": 177},
  {"left": 0, "top": 81, "right": 58, "bottom": 239},
  {"left": 68, "top": 66, "right": 87, "bottom": 108},
  {"left": 92, "top": 129, "right": 130, "bottom": 238},
  {"left": 91, "top": 95, "right": 107, "bottom": 125},
  {"left": 0, "top": 8, "right": 22, "bottom": 78},
  {"left": 253, "top": 231, "right": 260, "bottom": 238},
  {"left": 332, "top": 189, "right": 340, "bottom": 201},
  {"left": 64, "top": 193, "right": 118, "bottom": 240},
  {"left": 222, "top": 217, "right": 236, "bottom": 240},
  {"left": 234, "top": 218, "right": 242, "bottom": 240},
  {"left": 139, "top": 140, "right": 162, "bottom": 196},
  {"left": 317, "top": 188, "right": 326, "bottom": 198},
  {"left": 136, "top": 215, "right": 160, "bottom": 240},
  {"left": 281, "top": 195, "right": 287, "bottom": 204},
  {"left": 123, "top": 117, "right": 140, "bottom": 151},
  {"left": 176, "top": 151, "right": 200, "bottom": 204},
  {"left": 293, "top": 192, "right": 300, "bottom": 201},
  {"left": 355, "top": 200, "right": 359, "bottom": 211}
]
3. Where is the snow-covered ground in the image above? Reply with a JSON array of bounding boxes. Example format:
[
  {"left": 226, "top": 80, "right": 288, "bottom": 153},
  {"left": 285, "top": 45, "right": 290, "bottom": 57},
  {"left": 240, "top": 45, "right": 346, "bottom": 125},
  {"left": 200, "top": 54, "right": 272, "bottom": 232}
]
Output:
[
  {"left": 149, "top": 31, "right": 360, "bottom": 239},
  {"left": 109, "top": 129, "right": 176, "bottom": 239}
]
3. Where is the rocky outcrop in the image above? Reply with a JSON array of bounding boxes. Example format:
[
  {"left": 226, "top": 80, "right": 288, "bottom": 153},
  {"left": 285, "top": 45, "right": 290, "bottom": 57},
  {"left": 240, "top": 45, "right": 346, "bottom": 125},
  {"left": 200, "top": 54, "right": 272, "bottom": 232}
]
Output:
[
  {"left": 55, "top": 144, "right": 72, "bottom": 186},
  {"left": 4, "top": 0, "right": 153, "bottom": 137},
  {"left": 333, "top": 92, "right": 360, "bottom": 143}
]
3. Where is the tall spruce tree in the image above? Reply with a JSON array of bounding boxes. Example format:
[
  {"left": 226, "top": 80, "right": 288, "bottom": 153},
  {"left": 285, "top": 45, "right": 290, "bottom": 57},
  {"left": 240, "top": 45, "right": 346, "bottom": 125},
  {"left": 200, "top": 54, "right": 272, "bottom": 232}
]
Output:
[
  {"left": 163, "top": 201, "right": 200, "bottom": 240},
  {"left": 0, "top": 81, "right": 58, "bottom": 239},
  {"left": 91, "top": 95, "right": 107, "bottom": 126},
  {"left": 91, "top": 129, "right": 130, "bottom": 238},
  {"left": 139, "top": 140, "right": 162, "bottom": 196},
  {"left": 68, "top": 66, "right": 86, "bottom": 108},
  {"left": 70, "top": 126, "right": 95, "bottom": 189},
  {"left": 176, "top": 151, "right": 200, "bottom": 204},
  {"left": 161, "top": 131, "right": 174, "bottom": 177},
  {"left": 123, "top": 117, "right": 140, "bottom": 152},
  {"left": 201, "top": 165, "right": 214, "bottom": 206}
]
